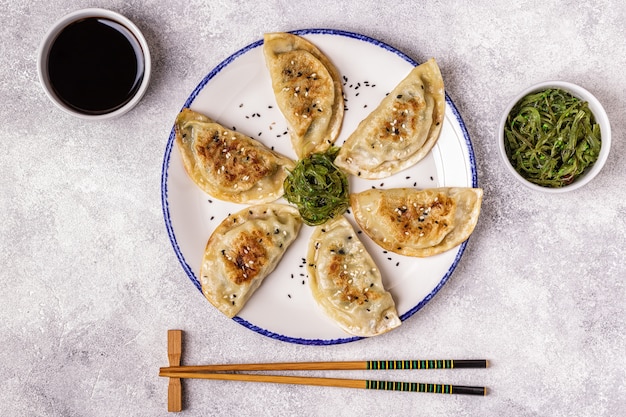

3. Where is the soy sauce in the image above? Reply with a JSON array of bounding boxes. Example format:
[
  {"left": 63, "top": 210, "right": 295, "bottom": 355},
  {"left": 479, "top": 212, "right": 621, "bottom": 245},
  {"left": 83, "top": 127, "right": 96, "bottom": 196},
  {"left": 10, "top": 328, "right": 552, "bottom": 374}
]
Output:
[{"left": 47, "top": 17, "right": 144, "bottom": 115}]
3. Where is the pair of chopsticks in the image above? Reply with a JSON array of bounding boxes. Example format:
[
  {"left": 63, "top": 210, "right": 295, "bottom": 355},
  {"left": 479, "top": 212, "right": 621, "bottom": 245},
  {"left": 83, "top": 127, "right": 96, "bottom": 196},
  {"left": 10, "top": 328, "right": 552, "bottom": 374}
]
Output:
[{"left": 161, "top": 330, "right": 488, "bottom": 412}]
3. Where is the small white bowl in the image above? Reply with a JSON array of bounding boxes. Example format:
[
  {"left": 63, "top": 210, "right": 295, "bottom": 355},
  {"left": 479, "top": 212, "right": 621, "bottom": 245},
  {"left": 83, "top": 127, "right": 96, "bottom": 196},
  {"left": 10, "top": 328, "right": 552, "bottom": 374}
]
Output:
[
  {"left": 497, "top": 81, "right": 611, "bottom": 193},
  {"left": 37, "top": 8, "right": 151, "bottom": 120}
]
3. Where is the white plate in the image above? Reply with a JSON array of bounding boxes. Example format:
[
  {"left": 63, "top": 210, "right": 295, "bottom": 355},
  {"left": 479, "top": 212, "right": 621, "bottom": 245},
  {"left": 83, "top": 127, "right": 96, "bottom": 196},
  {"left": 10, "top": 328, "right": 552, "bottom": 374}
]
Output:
[{"left": 161, "top": 29, "right": 477, "bottom": 345}]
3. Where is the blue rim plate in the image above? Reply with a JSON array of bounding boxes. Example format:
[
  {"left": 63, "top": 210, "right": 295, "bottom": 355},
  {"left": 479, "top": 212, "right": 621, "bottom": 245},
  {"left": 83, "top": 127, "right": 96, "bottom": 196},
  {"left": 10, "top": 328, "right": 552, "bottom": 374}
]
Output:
[{"left": 161, "top": 29, "right": 477, "bottom": 345}]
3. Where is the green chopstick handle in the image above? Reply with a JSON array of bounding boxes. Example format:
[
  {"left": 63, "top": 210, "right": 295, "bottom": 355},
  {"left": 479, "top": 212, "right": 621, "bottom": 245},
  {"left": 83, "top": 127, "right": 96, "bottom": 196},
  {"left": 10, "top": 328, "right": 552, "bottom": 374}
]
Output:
[
  {"left": 366, "top": 359, "right": 487, "bottom": 370},
  {"left": 365, "top": 380, "right": 486, "bottom": 396}
]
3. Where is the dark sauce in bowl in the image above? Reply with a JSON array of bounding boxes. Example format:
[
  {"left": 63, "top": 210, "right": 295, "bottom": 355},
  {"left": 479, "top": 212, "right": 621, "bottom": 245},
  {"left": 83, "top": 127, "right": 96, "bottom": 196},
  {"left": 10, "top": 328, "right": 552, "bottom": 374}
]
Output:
[{"left": 47, "top": 17, "right": 145, "bottom": 115}]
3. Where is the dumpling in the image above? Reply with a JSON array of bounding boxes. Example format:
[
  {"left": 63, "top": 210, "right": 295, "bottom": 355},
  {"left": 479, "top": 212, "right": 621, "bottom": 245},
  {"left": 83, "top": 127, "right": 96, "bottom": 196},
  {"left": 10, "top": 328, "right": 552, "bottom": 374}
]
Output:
[
  {"left": 306, "top": 216, "right": 401, "bottom": 337},
  {"left": 351, "top": 187, "right": 482, "bottom": 257},
  {"left": 263, "top": 32, "right": 344, "bottom": 159},
  {"left": 174, "top": 108, "right": 295, "bottom": 204},
  {"left": 200, "top": 204, "right": 302, "bottom": 318},
  {"left": 334, "top": 58, "right": 445, "bottom": 179}
]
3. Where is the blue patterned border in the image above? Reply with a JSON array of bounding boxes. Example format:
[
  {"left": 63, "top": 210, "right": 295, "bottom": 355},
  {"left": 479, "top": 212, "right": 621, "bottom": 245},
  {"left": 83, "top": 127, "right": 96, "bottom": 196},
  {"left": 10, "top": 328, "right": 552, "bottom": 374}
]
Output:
[{"left": 160, "top": 28, "right": 478, "bottom": 345}]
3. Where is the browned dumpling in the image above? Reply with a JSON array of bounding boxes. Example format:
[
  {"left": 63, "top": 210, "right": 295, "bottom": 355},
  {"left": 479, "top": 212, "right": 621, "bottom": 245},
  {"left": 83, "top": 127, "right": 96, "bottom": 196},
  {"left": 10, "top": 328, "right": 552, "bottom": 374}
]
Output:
[
  {"left": 200, "top": 204, "right": 302, "bottom": 318},
  {"left": 335, "top": 58, "right": 445, "bottom": 179},
  {"left": 174, "top": 108, "right": 295, "bottom": 203},
  {"left": 307, "top": 216, "right": 401, "bottom": 337},
  {"left": 351, "top": 187, "right": 483, "bottom": 257},
  {"left": 263, "top": 32, "right": 344, "bottom": 158}
]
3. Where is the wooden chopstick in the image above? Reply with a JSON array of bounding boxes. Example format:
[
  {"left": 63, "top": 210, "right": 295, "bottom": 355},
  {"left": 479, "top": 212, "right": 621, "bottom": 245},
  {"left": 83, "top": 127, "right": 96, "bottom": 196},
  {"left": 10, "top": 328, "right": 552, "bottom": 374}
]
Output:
[
  {"left": 160, "top": 359, "right": 488, "bottom": 373},
  {"left": 158, "top": 370, "right": 486, "bottom": 395}
]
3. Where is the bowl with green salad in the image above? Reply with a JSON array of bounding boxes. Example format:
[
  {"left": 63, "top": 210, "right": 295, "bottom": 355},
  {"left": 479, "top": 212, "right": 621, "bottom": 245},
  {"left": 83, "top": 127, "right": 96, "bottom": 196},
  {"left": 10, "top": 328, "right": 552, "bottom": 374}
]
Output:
[{"left": 498, "top": 81, "right": 610, "bottom": 192}]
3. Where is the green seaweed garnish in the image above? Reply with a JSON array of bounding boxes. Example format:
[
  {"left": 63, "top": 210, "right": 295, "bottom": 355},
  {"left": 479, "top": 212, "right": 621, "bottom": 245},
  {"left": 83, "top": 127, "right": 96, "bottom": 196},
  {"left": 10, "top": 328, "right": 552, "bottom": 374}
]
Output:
[
  {"left": 504, "top": 88, "right": 601, "bottom": 187},
  {"left": 283, "top": 147, "right": 349, "bottom": 226}
]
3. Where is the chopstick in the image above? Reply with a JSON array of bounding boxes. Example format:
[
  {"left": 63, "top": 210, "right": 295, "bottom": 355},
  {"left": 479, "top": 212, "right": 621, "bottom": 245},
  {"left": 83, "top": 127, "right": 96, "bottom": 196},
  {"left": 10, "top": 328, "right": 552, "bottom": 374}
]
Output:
[
  {"left": 158, "top": 370, "right": 487, "bottom": 395},
  {"left": 160, "top": 359, "right": 488, "bottom": 373},
  {"left": 159, "top": 359, "right": 488, "bottom": 396}
]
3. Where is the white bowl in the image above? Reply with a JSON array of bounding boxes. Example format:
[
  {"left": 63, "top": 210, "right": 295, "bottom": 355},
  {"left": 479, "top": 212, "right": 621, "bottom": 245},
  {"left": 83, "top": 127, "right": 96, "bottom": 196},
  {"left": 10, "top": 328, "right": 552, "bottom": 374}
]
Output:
[
  {"left": 37, "top": 8, "right": 151, "bottom": 120},
  {"left": 497, "top": 81, "right": 611, "bottom": 193}
]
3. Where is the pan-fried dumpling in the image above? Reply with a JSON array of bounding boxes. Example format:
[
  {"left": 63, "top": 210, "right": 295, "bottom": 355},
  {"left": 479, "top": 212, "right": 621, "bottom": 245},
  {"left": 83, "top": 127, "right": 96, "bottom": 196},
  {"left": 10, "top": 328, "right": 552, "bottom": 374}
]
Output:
[
  {"left": 263, "top": 32, "right": 344, "bottom": 159},
  {"left": 200, "top": 204, "right": 302, "bottom": 318},
  {"left": 307, "top": 216, "right": 401, "bottom": 337},
  {"left": 334, "top": 58, "right": 445, "bottom": 179},
  {"left": 351, "top": 187, "right": 482, "bottom": 257},
  {"left": 174, "top": 108, "right": 295, "bottom": 204}
]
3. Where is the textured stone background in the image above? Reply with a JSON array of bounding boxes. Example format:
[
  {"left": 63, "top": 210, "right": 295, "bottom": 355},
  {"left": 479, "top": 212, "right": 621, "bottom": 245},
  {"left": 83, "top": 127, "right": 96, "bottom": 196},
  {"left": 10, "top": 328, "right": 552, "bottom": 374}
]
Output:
[{"left": 1, "top": 0, "right": 624, "bottom": 416}]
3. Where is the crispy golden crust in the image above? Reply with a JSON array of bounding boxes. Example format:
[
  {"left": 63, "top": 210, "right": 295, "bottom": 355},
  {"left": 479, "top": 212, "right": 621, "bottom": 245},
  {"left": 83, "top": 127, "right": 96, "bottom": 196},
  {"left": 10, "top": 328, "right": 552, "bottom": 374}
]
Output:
[
  {"left": 351, "top": 187, "right": 483, "bottom": 257},
  {"left": 306, "top": 216, "right": 401, "bottom": 337},
  {"left": 264, "top": 32, "right": 344, "bottom": 158},
  {"left": 200, "top": 204, "right": 302, "bottom": 318},
  {"left": 174, "top": 108, "right": 295, "bottom": 204},
  {"left": 335, "top": 58, "right": 445, "bottom": 179}
]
